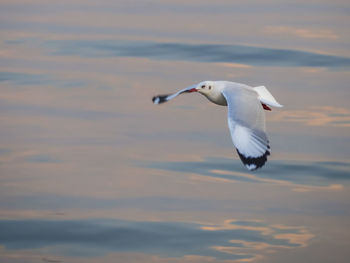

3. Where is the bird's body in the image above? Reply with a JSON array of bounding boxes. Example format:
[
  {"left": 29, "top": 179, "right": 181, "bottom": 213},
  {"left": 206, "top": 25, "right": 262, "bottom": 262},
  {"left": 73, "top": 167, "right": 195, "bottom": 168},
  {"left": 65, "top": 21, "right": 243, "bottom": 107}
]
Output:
[{"left": 152, "top": 81, "right": 283, "bottom": 171}]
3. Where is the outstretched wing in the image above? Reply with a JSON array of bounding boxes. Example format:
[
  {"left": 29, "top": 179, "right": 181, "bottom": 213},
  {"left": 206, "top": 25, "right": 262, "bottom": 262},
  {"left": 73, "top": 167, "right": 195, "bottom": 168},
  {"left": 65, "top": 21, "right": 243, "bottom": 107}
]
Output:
[
  {"left": 221, "top": 84, "right": 270, "bottom": 170},
  {"left": 152, "top": 85, "right": 196, "bottom": 104}
]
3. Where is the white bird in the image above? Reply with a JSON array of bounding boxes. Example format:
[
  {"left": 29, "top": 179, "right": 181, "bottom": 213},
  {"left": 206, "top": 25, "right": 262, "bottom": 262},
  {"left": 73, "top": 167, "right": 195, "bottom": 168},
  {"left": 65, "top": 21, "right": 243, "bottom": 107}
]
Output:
[{"left": 152, "top": 81, "right": 283, "bottom": 170}]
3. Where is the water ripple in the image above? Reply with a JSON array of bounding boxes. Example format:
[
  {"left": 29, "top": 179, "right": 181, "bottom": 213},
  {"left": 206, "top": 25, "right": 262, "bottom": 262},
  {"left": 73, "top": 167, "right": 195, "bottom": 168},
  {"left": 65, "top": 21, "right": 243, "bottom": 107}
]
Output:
[
  {"left": 44, "top": 39, "right": 350, "bottom": 68},
  {"left": 0, "top": 218, "right": 313, "bottom": 261},
  {"left": 145, "top": 157, "right": 350, "bottom": 191}
]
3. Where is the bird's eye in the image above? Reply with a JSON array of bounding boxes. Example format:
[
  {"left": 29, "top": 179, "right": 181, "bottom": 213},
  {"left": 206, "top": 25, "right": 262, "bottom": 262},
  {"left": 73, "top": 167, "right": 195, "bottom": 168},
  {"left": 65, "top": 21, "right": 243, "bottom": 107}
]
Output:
[
  {"left": 201, "top": 85, "right": 205, "bottom": 89},
  {"left": 209, "top": 86, "right": 212, "bottom": 90}
]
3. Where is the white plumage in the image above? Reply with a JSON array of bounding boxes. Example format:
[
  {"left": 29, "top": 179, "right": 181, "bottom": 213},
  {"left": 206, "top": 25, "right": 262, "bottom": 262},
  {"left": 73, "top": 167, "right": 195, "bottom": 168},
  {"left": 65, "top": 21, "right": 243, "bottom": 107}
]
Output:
[{"left": 152, "top": 81, "right": 283, "bottom": 170}]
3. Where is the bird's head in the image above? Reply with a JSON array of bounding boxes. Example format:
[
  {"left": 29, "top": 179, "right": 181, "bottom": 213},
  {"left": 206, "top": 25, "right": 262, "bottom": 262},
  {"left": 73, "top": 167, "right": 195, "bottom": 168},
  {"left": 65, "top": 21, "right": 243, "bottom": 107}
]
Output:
[{"left": 194, "top": 81, "right": 215, "bottom": 95}]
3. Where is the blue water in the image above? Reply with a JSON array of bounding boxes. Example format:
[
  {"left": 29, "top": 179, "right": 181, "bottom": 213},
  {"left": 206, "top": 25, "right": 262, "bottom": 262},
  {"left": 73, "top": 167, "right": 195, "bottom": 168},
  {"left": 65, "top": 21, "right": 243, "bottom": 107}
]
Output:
[{"left": 0, "top": 1, "right": 349, "bottom": 262}]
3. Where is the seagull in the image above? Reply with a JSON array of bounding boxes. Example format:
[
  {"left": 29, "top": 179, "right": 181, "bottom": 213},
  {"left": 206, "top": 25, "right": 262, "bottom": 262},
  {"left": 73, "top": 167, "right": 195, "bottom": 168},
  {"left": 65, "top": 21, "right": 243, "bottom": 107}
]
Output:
[{"left": 152, "top": 81, "right": 283, "bottom": 171}]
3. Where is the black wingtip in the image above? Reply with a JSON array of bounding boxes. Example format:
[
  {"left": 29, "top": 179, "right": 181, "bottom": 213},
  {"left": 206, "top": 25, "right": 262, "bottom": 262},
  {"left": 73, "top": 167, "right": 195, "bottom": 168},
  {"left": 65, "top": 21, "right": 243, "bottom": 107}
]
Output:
[
  {"left": 237, "top": 149, "right": 270, "bottom": 171},
  {"left": 152, "top": 95, "right": 169, "bottom": 104}
]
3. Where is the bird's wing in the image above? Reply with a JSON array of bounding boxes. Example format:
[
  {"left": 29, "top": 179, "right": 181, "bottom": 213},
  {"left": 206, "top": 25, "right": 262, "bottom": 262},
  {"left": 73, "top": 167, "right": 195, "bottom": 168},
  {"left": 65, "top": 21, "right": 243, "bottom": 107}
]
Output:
[
  {"left": 221, "top": 84, "right": 270, "bottom": 170},
  {"left": 152, "top": 85, "right": 196, "bottom": 104}
]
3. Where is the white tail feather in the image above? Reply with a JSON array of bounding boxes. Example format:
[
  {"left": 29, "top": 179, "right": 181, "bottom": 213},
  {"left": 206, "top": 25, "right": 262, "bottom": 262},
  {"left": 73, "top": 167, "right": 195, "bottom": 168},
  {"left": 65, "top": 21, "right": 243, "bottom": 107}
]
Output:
[{"left": 253, "top": 86, "right": 283, "bottom": 108}]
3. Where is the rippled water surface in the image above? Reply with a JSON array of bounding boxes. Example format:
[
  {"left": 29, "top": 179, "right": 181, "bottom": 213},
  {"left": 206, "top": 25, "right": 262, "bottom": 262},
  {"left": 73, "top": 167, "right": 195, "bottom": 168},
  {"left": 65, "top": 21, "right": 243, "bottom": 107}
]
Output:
[{"left": 1, "top": 1, "right": 350, "bottom": 262}]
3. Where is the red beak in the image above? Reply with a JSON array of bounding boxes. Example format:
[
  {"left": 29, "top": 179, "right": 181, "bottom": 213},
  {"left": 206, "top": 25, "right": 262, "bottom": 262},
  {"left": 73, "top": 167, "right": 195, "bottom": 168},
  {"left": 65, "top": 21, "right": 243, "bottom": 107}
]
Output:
[{"left": 188, "top": 88, "right": 197, "bottom": 92}]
